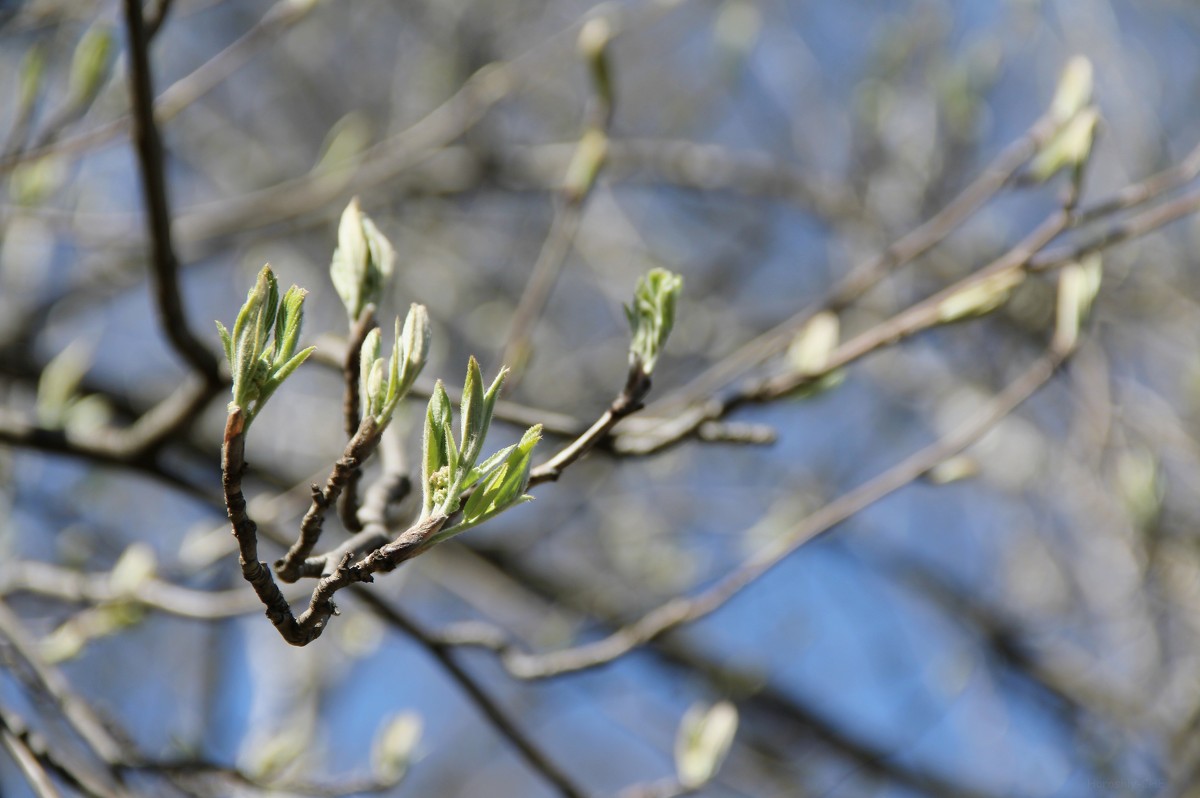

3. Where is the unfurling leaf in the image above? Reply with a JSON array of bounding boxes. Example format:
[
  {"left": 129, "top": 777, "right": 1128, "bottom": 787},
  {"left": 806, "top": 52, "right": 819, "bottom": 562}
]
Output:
[
  {"left": 218, "top": 265, "right": 315, "bottom": 428},
  {"left": 360, "top": 304, "right": 430, "bottom": 427},
  {"left": 626, "top": 268, "right": 683, "bottom": 374},
  {"left": 109, "top": 543, "right": 158, "bottom": 596},
  {"left": 68, "top": 24, "right": 113, "bottom": 105},
  {"left": 422, "top": 381, "right": 454, "bottom": 517},
  {"left": 1049, "top": 55, "right": 1093, "bottom": 124},
  {"left": 360, "top": 328, "right": 383, "bottom": 419},
  {"left": 419, "top": 361, "right": 515, "bottom": 520},
  {"left": 674, "top": 700, "right": 739, "bottom": 789},
  {"left": 330, "top": 197, "right": 396, "bottom": 322},
  {"left": 460, "top": 356, "right": 485, "bottom": 461},
  {"left": 372, "top": 712, "right": 422, "bottom": 783},
  {"left": 936, "top": 270, "right": 1025, "bottom": 323},
  {"left": 36, "top": 339, "right": 93, "bottom": 428},
  {"left": 787, "top": 311, "right": 840, "bottom": 377},
  {"left": 1030, "top": 107, "right": 1100, "bottom": 182},
  {"left": 459, "top": 424, "right": 542, "bottom": 528},
  {"left": 1052, "top": 254, "right": 1102, "bottom": 354},
  {"left": 386, "top": 304, "right": 432, "bottom": 412}
]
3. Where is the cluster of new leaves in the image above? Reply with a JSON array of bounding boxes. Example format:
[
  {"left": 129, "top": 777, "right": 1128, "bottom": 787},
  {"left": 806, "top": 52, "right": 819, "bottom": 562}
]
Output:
[
  {"left": 216, "top": 199, "right": 683, "bottom": 645},
  {"left": 216, "top": 265, "right": 315, "bottom": 429},
  {"left": 360, "top": 304, "right": 431, "bottom": 426},
  {"left": 218, "top": 200, "right": 550, "bottom": 557},
  {"left": 419, "top": 358, "right": 540, "bottom": 532},
  {"left": 626, "top": 267, "right": 683, "bottom": 374}
]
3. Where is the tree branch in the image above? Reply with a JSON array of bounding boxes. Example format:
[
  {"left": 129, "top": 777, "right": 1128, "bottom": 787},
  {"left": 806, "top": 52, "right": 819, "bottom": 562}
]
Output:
[{"left": 122, "top": 0, "right": 220, "bottom": 383}]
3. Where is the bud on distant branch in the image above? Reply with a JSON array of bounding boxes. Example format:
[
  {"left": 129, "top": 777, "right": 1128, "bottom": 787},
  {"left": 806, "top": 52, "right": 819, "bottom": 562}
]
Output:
[{"left": 625, "top": 267, "right": 683, "bottom": 375}]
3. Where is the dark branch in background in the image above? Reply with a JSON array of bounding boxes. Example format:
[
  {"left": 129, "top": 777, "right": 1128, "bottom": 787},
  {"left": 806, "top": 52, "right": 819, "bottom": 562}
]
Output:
[
  {"left": 122, "top": 0, "right": 220, "bottom": 384},
  {"left": 145, "top": 0, "right": 176, "bottom": 41},
  {"left": 0, "top": 707, "right": 125, "bottom": 798}
]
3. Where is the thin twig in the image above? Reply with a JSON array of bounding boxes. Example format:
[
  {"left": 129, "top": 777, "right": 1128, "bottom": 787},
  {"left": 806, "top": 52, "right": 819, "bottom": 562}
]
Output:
[
  {"left": 1075, "top": 139, "right": 1200, "bottom": 224},
  {"left": 497, "top": 200, "right": 586, "bottom": 382},
  {"left": 223, "top": 411, "right": 388, "bottom": 644},
  {"left": 275, "top": 416, "right": 383, "bottom": 582},
  {"left": 1030, "top": 187, "right": 1200, "bottom": 272},
  {"left": 529, "top": 366, "right": 650, "bottom": 486}
]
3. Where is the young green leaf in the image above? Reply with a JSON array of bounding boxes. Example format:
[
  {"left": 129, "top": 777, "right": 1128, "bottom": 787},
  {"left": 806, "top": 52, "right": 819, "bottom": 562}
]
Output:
[
  {"left": 372, "top": 712, "right": 422, "bottom": 784},
  {"left": 216, "top": 321, "right": 233, "bottom": 362},
  {"left": 1049, "top": 55, "right": 1093, "bottom": 124},
  {"left": 399, "top": 303, "right": 431, "bottom": 388},
  {"left": 359, "top": 328, "right": 383, "bottom": 420},
  {"left": 422, "top": 381, "right": 452, "bottom": 516},
  {"left": 1029, "top": 107, "right": 1100, "bottom": 182},
  {"left": 460, "top": 356, "right": 485, "bottom": 463},
  {"left": 275, "top": 286, "right": 308, "bottom": 365},
  {"left": 462, "top": 443, "right": 517, "bottom": 489},
  {"left": 457, "top": 425, "right": 542, "bottom": 530},
  {"left": 68, "top": 24, "right": 113, "bottom": 105},
  {"left": 330, "top": 197, "right": 396, "bottom": 323},
  {"left": 626, "top": 268, "right": 683, "bottom": 374},
  {"left": 675, "top": 701, "right": 739, "bottom": 789},
  {"left": 478, "top": 367, "right": 508, "bottom": 458},
  {"left": 19, "top": 46, "right": 45, "bottom": 113},
  {"left": 218, "top": 265, "right": 314, "bottom": 428}
]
